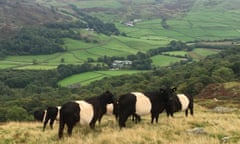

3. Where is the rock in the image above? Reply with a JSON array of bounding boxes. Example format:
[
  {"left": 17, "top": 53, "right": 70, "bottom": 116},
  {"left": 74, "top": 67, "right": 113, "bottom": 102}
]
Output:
[
  {"left": 186, "top": 127, "right": 206, "bottom": 135},
  {"left": 221, "top": 136, "right": 230, "bottom": 143},
  {"left": 212, "top": 106, "right": 237, "bottom": 113}
]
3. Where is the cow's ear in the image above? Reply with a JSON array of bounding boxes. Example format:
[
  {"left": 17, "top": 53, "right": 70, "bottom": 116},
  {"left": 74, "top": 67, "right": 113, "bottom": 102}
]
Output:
[{"left": 172, "top": 87, "right": 177, "bottom": 92}]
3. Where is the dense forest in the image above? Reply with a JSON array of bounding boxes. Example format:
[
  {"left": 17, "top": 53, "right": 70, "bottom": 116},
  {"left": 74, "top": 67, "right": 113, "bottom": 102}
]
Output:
[{"left": 0, "top": 46, "right": 239, "bottom": 122}]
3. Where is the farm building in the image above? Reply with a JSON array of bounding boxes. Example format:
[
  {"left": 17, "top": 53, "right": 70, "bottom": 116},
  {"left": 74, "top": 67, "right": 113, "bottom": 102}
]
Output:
[{"left": 111, "top": 60, "right": 132, "bottom": 69}]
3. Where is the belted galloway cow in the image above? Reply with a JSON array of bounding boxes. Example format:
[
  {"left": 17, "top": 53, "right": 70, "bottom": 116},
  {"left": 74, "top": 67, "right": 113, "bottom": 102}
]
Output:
[
  {"left": 58, "top": 90, "right": 114, "bottom": 138},
  {"left": 117, "top": 87, "right": 176, "bottom": 128}
]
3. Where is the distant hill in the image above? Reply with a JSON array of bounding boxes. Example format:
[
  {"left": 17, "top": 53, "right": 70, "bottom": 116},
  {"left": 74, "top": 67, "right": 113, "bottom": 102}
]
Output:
[
  {"left": 0, "top": 0, "right": 72, "bottom": 39},
  {"left": 1, "top": 0, "right": 240, "bottom": 40}
]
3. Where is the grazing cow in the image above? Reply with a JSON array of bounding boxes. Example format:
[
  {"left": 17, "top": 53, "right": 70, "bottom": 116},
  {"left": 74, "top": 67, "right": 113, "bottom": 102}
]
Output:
[
  {"left": 34, "top": 109, "right": 46, "bottom": 122},
  {"left": 166, "top": 92, "right": 194, "bottom": 117},
  {"left": 118, "top": 88, "right": 175, "bottom": 128},
  {"left": 58, "top": 91, "right": 114, "bottom": 139},
  {"left": 43, "top": 106, "right": 61, "bottom": 131}
]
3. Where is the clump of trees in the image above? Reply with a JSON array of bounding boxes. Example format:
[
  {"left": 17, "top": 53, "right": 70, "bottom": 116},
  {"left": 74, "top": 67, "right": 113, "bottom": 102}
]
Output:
[
  {"left": 70, "top": 5, "right": 120, "bottom": 36},
  {"left": 161, "top": 16, "right": 170, "bottom": 29},
  {"left": 0, "top": 27, "right": 66, "bottom": 56}
]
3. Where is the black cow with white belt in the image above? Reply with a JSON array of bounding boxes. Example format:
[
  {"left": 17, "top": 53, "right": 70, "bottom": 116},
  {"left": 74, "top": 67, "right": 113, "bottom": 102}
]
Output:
[
  {"left": 58, "top": 90, "right": 114, "bottom": 139},
  {"left": 117, "top": 88, "right": 176, "bottom": 128}
]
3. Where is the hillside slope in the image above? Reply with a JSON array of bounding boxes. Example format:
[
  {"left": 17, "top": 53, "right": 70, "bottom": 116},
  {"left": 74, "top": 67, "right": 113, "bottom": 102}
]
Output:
[
  {"left": 196, "top": 82, "right": 240, "bottom": 100},
  {"left": 0, "top": 0, "right": 71, "bottom": 39}
]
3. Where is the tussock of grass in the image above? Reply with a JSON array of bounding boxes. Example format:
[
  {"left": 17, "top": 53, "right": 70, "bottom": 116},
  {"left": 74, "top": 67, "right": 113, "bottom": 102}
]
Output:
[{"left": 0, "top": 104, "right": 240, "bottom": 144}]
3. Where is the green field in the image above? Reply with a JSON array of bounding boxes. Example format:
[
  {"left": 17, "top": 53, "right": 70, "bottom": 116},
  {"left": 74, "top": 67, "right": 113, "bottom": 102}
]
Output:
[
  {"left": 151, "top": 55, "right": 185, "bottom": 67},
  {"left": 58, "top": 70, "right": 146, "bottom": 87},
  {"left": 193, "top": 48, "right": 220, "bottom": 57}
]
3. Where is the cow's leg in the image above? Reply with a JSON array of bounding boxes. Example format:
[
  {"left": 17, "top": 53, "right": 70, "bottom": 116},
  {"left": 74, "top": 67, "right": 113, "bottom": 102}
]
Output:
[
  {"left": 189, "top": 96, "right": 194, "bottom": 116},
  {"left": 98, "top": 113, "right": 104, "bottom": 124},
  {"left": 119, "top": 113, "right": 130, "bottom": 128},
  {"left": 132, "top": 114, "right": 140, "bottom": 123},
  {"left": 58, "top": 120, "right": 65, "bottom": 139},
  {"left": 49, "top": 119, "right": 55, "bottom": 129},
  {"left": 151, "top": 114, "right": 155, "bottom": 124},
  {"left": 151, "top": 112, "right": 159, "bottom": 123},
  {"left": 166, "top": 110, "right": 172, "bottom": 118},
  {"left": 135, "top": 114, "right": 141, "bottom": 123},
  {"left": 166, "top": 112, "right": 170, "bottom": 117},
  {"left": 131, "top": 114, "right": 135, "bottom": 122},
  {"left": 43, "top": 118, "right": 49, "bottom": 131},
  {"left": 90, "top": 117, "right": 98, "bottom": 129},
  {"left": 190, "top": 107, "right": 194, "bottom": 116},
  {"left": 185, "top": 109, "right": 188, "bottom": 117},
  {"left": 89, "top": 122, "right": 95, "bottom": 129},
  {"left": 66, "top": 122, "right": 74, "bottom": 137},
  {"left": 155, "top": 114, "right": 160, "bottom": 123}
]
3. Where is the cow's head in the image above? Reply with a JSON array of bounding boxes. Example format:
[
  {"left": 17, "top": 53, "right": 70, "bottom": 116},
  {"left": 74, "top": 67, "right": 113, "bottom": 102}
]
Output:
[
  {"left": 101, "top": 90, "right": 115, "bottom": 104},
  {"left": 159, "top": 87, "right": 177, "bottom": 102}
]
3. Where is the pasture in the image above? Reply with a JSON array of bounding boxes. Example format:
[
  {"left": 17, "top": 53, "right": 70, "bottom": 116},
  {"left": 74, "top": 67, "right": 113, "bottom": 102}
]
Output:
[
  {"left": 151, "top": 55, "right": 186, "bottom": 67},
  {"left": 114, "top": 0, "right": 240, "bottom": 41},
  {"left": 58, "top": 70, "right": 145, "bottom": 87},
  {"left": 193, "top": 48, "right": 220, "bottom": 58},
  {"left": 1, "top": 103, "right": 239, "bottom": 144}
]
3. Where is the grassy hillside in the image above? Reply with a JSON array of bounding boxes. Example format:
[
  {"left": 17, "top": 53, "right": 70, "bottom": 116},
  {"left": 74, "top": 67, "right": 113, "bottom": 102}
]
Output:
[
  {"left": 116, "top": 9, "right": 240, "bottom": 41},
  {"left": 1, "top": 104, "right": 240, "bottom": 144},
  {"left": 0, "top": 0, "right": 71, "bottom": 39}
]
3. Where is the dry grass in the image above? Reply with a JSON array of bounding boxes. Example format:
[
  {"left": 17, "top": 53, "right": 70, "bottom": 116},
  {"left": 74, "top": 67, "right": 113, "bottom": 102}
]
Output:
[{"left": 1, "top": 104, "right": 240, "bottom": 144}]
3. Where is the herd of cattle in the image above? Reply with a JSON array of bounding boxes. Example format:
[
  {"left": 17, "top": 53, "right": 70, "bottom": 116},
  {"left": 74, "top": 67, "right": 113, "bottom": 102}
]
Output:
[{"left": 33, "top": 87, "right": 194, "bottom": 139}]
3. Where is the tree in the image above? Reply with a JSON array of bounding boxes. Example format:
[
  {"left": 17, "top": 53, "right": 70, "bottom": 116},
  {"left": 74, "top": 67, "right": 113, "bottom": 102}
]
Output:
[
  {"left": 6, "top": 106, "right": 30, "bottom": 121},
  {"left": 231, "top": 62, "right": 240, "bottom": 76},
  {"left": 61, "top": 58, "right": 65, "bottom": 63},
  {"left": 212, "top": 67, "right": 234, "bottom": 82},
  {"left": 32, "top": 59, "right": 38, "bottom": 65},
  {"left": 161, "top": 16, "right": 169, "bottom": 29}
]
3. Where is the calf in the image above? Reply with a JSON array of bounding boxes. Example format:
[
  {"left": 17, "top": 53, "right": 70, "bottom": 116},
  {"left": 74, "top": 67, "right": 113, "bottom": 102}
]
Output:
[
  {"left": 58, "top": 91, "right": 114, "bottom": 139},
  {"left": 43, "top": 106, "right": 61, "bottom": 131},
  {"left": 166, "top": 92, "right": 194, "bottom": 117},
  {"left": 118, "top": 88, "right": 175, "bottom": 128}
]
